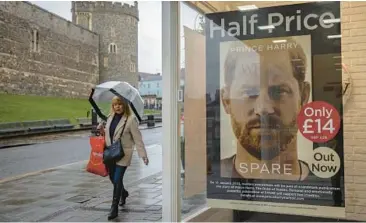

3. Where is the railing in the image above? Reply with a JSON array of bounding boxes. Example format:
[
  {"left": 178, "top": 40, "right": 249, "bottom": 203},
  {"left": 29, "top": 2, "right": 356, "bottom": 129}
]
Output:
[
  {"left": 0, "top": 114, "right": 162, "bottom": 139},
  {"left": 141, "top": 114, "right": 162, "bottom": 124}
]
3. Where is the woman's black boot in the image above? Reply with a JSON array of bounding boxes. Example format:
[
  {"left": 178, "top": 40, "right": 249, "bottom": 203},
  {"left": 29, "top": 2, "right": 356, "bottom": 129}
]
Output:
[
  {"left": 119, "top": 190, "right": 129, "bottom": 206},
  {"left": 108, "top": 184, "right": 122, "bottom": 220}
]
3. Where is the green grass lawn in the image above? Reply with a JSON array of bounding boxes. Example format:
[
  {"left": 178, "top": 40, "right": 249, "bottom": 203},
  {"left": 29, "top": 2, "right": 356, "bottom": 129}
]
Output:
[
  {"left": 0, "top": 93, "right": 161, "bottom": 123},
  {"left": 0, "top": 93, "right": 90, "bottom": 124}
]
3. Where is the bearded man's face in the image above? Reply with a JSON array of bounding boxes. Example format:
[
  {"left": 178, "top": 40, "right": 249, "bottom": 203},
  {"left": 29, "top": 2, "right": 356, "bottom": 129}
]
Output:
[{"left": 222, "top": 49, "right": 306, "bottom": 160}]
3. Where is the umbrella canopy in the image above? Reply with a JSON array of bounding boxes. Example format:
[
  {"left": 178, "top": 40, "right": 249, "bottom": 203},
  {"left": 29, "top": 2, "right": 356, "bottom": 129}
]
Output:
[{"left": 89, "top": 81, "right": 144, "bottom": 122}]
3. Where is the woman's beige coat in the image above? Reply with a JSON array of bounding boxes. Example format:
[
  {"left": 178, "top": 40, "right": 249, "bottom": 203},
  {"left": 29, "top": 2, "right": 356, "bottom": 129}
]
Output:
[{"left": 104, "top": 113, "right": 147, "bottom": 166}]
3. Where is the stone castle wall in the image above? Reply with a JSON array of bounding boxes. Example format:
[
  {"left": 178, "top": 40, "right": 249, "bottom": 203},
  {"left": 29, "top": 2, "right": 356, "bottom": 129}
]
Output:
[
  {"left": 72, "top": 1, "right": 139, "bottom": 88},
  {"left": 0, "top": 1, "right": 100, "bottom": 99},
  {"left": 72, "top": 1, "right": 139, "bottom": 19},
  {"left": 93, "top": 10, "right": 139, "bottom": 87}
]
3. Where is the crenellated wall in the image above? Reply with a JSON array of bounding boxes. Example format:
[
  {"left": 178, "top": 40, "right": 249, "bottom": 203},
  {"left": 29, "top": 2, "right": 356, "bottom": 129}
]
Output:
[
  {"left": 72, "top": 1, "right": 139, "bottom": 19},
  {"left": 72, "top": 1, "right": 139, "bottom": 88}
]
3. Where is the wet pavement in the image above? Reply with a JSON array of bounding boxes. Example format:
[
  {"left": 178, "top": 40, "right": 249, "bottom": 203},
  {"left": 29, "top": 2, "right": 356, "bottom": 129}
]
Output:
[
  {"left": 0, "top": 123, "right": 162, "bottom": 149},
  {"left": 0, "top": 144, "right": 206, "bottom": 222},
  {"left": 0, "top": 126, "right": 162, "bottom": 179}
]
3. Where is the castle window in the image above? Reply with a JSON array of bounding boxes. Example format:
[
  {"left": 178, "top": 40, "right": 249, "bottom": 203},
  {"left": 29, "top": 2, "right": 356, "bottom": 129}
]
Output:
[
  {"left": 109, "top": 43, "right": 117, "bottom": 54},
  {"left": 76, "top": 12, "right": 92, "bottom": 30},
  {"left": 130, "top": 62, "right": 136, "bottom": 72},
  {"left": 31, "top": 29, "right": 39, "bottom": 52},
  {"left": 111, "top": 27, "right": 115, "bottom": 37}
]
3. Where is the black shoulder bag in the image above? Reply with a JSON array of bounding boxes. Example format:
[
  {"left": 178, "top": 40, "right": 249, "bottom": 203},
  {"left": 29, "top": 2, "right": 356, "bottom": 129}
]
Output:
[{"left": 103, "top": 118, "right": 128, "bottom": 165}]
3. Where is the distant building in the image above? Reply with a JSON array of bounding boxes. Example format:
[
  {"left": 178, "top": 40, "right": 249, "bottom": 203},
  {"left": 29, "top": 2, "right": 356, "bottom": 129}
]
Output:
[
  {"left": 139, "top": 74, "right": 162, "bottom": 109},
  {"left": 138, "top": 69, "right": 185, "bottom": 110},
  {"left": 139, "top": 75, "right": 162, "bottom": 98}
]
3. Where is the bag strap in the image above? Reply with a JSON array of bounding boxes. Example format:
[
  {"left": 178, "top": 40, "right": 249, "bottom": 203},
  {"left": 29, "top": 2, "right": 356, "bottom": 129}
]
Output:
[{"left": 116, "top": 117, "right": 128, "bottom": 140}]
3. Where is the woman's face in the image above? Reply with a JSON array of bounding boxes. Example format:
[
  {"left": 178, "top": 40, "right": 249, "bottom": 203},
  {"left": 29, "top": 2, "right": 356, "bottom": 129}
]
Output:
[{"left": 113, "top": 102, "right": 124, "bottom": 114}]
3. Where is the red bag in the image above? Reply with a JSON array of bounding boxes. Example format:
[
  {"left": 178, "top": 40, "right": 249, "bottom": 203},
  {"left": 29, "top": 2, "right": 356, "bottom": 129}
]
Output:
[{"left": 87, "top": 136, "right": 108, "bottom": 177}]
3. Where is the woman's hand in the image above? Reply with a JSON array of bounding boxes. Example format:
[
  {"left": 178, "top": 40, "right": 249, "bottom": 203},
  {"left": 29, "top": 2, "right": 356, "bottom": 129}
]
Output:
[
  {"left": 97, "top": 123, "right": 105, "bottom": 136},
  {"left": 142, "top": 157, "right": 149, "bottom": 165}
]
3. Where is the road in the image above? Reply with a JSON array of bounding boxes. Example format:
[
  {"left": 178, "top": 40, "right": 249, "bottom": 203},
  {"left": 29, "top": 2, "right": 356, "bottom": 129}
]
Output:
[{"left": 0, "top": 127, "right": 162, "bottom": 180}]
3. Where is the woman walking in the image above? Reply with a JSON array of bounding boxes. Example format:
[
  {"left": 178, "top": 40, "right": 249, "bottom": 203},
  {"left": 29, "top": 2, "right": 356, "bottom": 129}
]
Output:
[{"left": 98, "top": 96, "right": 149, "bottom": 220}]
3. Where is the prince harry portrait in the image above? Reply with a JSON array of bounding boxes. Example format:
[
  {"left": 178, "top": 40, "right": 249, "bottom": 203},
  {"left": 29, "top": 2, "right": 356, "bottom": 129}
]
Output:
[{"left": 220, "top": 36, "right": 312, "bottom": 181}]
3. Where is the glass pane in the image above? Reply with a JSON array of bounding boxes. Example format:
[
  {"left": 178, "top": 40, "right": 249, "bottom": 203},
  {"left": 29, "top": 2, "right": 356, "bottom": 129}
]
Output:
[
  {"left": 179, "top": 2, "right": 208, "bottom": 220},
  {"left": 182, "top": 1, "right": 357, "bottom": 222}
]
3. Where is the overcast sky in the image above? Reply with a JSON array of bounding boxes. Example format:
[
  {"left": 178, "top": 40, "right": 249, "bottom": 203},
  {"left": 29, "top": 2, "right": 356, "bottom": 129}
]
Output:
[{"left": 30, "top": 1, "right": 201, "bottom": 74}]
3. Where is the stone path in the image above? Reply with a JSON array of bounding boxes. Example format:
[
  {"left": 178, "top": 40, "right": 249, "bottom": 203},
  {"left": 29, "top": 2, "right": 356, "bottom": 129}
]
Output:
[{"left": 0, "top": 144, "right": 206, "bottom": 222}]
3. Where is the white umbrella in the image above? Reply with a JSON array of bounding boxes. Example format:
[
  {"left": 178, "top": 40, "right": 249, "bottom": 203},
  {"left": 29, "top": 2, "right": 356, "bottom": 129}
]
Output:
[{"left": 89, "top": 81, "right": 144, "bottom": 122}]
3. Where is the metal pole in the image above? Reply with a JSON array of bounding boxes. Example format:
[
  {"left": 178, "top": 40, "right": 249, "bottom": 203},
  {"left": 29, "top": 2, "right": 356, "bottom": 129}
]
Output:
[{"left": 162, "top": 1, "right": 181, "bottom": 222}]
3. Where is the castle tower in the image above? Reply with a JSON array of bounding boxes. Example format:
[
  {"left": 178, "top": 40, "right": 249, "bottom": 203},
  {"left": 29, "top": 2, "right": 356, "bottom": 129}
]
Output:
[{"left": 71, "top": 1, "right": 139, "bottom": 87}]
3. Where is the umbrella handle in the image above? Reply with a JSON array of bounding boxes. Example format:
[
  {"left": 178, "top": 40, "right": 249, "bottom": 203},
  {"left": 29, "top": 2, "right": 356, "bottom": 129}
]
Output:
[{"left": 89, "top": 88, "right": 108, "bottom": 122}]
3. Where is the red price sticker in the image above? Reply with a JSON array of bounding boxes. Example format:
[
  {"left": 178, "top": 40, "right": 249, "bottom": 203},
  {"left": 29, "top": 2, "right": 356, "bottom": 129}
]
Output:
[{"left": 297, "top": 101, "right": 340, "bottom": 143}]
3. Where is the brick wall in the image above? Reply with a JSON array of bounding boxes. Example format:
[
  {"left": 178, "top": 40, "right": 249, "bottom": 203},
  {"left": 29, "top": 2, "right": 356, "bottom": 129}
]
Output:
[
  {"left": 0, "top": 1, "right": 99, "bottom": 99},
  {"left": 341, "top": 1, "right": 366, "bottom": 221}
]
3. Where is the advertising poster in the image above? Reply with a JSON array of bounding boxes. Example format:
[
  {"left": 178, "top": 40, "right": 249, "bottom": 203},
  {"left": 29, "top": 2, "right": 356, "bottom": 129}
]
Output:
[{"left": 205, "top": 2, "right": 345, "bottom": 218}]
